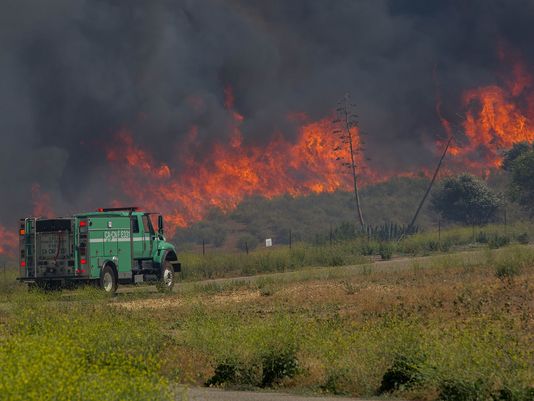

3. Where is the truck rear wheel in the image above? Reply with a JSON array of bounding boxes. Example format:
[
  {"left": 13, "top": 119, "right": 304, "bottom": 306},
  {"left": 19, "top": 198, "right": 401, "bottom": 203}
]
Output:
[
  {"left": 156, "top": 261, "right": 174, "bottom": 292},
  {"left": 100, "top": 265, "right": 117, "bottom": 294}
]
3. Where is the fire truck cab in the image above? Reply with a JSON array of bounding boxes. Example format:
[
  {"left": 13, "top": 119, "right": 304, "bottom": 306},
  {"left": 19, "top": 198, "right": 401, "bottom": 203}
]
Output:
[{"left": 17, "top": 207, "right": 180, "bottom": 293}]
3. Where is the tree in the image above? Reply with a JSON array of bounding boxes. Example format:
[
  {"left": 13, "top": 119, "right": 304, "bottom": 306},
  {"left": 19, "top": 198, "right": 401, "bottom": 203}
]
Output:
[
  {"left": 333, "top": 93, "right": 365, "bottom": 228},
  {"left": 502, "top": 142, "right": 533, "bottom": 171},
  {"left": 509, "top": 150, "right": 534, "bottom": 215},
  {"left": 431, "top": 174, "right": 501, "bottom": 225}
]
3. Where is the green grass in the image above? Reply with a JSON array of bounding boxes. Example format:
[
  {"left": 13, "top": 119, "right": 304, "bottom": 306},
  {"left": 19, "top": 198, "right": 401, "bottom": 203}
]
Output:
[
  {"left": 1, "top": 237, "right": 533, "bottom": 400},
  {"left": 165, "top": 245, "right": 534, "bottom": 399},
  {"left": 177, "top": 223, "right": 533, "bottom": 282},
  {"left": 0, "top": 287, "right": 174, "bottom": 401},
  {"left": 178, "top": 242, "right": 369, "bottom": 281}
]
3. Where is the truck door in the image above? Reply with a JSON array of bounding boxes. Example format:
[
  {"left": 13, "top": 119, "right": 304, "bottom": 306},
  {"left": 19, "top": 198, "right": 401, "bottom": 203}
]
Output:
[
  {"left": 141, "top": 214, "right": 154, "bottom": 259},
  {"left": 131, "top": 216, "right": 144, "bottom": 260},
  {"left": 130, "top": 215, "right": 153, "bottom": 259}
]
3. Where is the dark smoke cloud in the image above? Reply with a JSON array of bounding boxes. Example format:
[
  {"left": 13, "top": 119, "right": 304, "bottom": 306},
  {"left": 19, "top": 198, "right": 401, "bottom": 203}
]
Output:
[{"left": 1, "top": 0, "right": 533, "bottom": 224}]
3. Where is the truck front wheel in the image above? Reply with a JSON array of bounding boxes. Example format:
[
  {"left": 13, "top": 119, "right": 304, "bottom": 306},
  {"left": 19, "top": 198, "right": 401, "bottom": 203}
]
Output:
[
  {"left": 156, "top": 261, "right": 174, "bottom": 292},
  {"left": 100, "top": 265, "right": 117, "bottom": 294}
]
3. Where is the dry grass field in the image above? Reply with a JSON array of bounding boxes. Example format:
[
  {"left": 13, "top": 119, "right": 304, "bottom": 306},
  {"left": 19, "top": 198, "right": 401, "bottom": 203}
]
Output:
[{"left": 1, "top": 243, "right": 533, "bottom": 400}]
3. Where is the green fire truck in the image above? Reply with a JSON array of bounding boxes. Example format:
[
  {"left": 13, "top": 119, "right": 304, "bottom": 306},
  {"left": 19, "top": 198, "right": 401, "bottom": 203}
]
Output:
[{"left": 17, "top": 207, "right": 181, "bottom": 293}]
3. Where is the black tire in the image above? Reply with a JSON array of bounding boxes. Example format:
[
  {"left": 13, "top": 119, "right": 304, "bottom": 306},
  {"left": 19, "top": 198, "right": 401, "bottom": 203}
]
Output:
[
  {"left": 100, "top": 264, "right": 118, "bottom": 294},
  {"left": 156, "top": 261, "right": 174, "bottom": 292}
]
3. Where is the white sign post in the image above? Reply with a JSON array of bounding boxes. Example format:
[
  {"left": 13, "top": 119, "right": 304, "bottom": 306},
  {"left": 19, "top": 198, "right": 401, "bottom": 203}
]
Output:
[{"left": 265, "top": 238, "right": 272, "bottom": 247}]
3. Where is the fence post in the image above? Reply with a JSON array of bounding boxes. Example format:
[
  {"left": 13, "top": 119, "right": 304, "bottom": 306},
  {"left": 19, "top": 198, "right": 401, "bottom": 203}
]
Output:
[
  {"left": 329, "top": 224, "right": 333, "bottom": 247},
  {"left": 245, "top": 241, "right": 249, "bottom": 255},
  {"left": 504, "top": 207, "right": 507, "bottom": 236},
  {"left": 438, "top": 218, "right": 441, "bottom": 245},
  {"left": 289, "top": 229, "right": 292, "bottom": 250},
  {"left": 202, "top": 239, "right": 205, "bottom": 256}
]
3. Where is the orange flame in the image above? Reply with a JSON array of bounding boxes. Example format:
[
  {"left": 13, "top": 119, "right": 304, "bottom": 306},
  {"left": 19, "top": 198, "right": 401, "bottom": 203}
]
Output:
[
  {"left": 448, "top": 52, "right": 534, "bottom": 170},
  {"left": 107, "top": 113, "right": 364, "bottom": 235}
]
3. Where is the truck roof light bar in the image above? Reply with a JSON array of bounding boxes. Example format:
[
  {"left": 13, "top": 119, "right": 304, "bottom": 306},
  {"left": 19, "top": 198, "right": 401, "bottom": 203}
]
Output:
[{"left": 97, "top": 207, "right": 139, "bottom": 212}]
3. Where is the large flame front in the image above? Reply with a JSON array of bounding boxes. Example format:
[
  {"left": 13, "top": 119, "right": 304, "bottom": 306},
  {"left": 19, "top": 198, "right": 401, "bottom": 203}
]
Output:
[
  {"left": 106, "top": 54, "right": 534, "bottom": 236},
  {"left": 448, "top": 51, "right": 534, "bottom": 170},
  {"left": 107, "top": 112, "right": 364, "bottom": 235}
]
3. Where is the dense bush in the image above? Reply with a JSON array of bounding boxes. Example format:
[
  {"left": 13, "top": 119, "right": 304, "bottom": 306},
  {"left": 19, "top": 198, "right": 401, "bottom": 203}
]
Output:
[
  {"left": 495, "top": 263, "right": 520, "bottom": 280},
  {"left": 261, "top": 347, "right": 299, "bottom": 387},
  {"left": 431, "top": 174, "right": 502, "bottom": 225},
  {"left": 379, "top": 243, "right": 394, "bottom": 260},
  {"left": 205, "top": 343, "right": 299, "bottom": 388},
  {"left": 378, "top": 354, "right": 425, "bottom": 393},
  {"left": 438, "top": 379, "right": 490, "bottom": 401},
  {"left": 488, "top": 235, "right": 511, "bottom": 249}
]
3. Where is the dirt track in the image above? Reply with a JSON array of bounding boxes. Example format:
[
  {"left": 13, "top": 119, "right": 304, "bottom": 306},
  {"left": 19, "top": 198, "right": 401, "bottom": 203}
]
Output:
[{"left": 177, "top": 387, "right": 377, "bottom": 401}]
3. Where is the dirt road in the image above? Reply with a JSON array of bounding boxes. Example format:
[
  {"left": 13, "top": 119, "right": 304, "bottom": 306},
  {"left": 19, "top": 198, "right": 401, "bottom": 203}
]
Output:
[{"left": 177, "top": 387, "right": 377, "bottom": 401}]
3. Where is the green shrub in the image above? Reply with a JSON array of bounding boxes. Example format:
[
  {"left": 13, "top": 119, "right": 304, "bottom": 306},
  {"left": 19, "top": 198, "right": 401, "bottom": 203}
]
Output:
[
  {"left": 516, "top": 232, "right": 529, "bottom": 245},
  {"left": 261, "top": 347, "right": 299, "bottom": 387},
  {"left": 438, "top": 379, "right": 490, "bottom": 401},
  {"left": 493, "top": 386, "right": 534, "bottom": 401},
  {"left": 206, "top": 360, "right": 238, "bottom": 386},
  {"left": 330, "top": 255, "right": 344, "bottom": 266},
  {"left": 340, "top": 280, "right": 357, "bottom": 295},
  {"left": 439, "top": 239, "right": 452, "bottom": 252},
  {"left": 476, "top": 231, "right": 489, "bottom": 244},
  {"left": 320, "top": 369, "right": 350, "bottom": 395},
  {"left": 205, "top": 359, "right": 260, "bottom": 387},
  {"left": 359, "top": 241, "right": 378, "bottom": 256},
  {"left": 379, "top": 243, "right": 394, "bottom": 260},
  {"left": 378, "top": 354, "right": 425, "bottom": 393},
  {"left": 205, "top": 348, "right": 299, "bottom": 388},
  {"left": 495, "top": 264, "right": 520, "bottom": 280},
  {"left": 488, "top": 235, "right": 510, "bottom": 249},
  {"left": 256, "top": 277, "right": 278, "bottom": 296},
  {"left": 426, "top": 240, "right": 440, "bottom": 252}
]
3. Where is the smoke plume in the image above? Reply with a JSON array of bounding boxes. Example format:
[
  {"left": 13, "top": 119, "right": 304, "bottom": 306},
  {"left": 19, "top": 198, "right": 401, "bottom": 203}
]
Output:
[{"left": 1, "top": 0, "right": 534, "bottom": 230}]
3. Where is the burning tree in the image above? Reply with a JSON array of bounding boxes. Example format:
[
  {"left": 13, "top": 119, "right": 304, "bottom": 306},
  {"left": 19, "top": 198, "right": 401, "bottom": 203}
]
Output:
[{"left": 333, "top": 93, "right": 365, "bottom": 228}]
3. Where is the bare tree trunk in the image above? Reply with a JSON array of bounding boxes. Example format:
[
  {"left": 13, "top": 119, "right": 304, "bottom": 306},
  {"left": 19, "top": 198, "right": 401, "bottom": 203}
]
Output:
[{"left": 342, "top": 96, "right": 365, "bottom": 229}]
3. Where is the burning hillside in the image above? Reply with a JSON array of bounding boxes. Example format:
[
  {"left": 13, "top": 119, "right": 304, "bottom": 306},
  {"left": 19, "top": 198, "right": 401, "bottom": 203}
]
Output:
[
  {"left": 105, "top": 53, "right": 534, "bottom": 236},
  {"left": 106, "top": 112, "right": 364, "bottom": 235},
  {"left": 447, "top": 51, "right": 534, "bottom": 171}
]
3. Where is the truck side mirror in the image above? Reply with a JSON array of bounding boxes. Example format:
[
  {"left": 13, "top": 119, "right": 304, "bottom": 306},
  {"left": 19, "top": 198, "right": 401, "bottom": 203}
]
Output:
[{"left": 158, "top": 215, "right": 164, "bottom": 234}]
